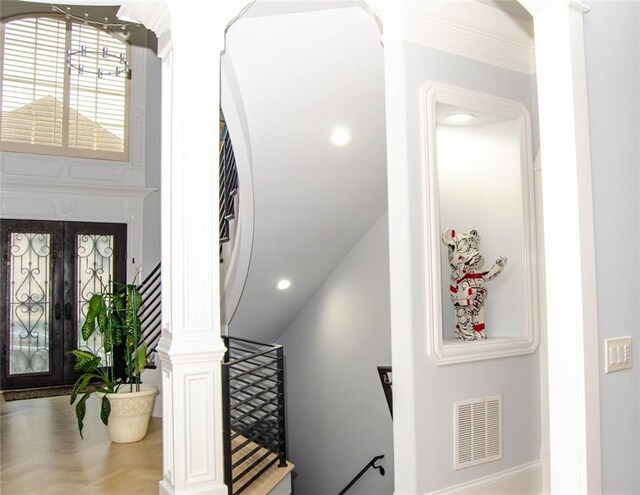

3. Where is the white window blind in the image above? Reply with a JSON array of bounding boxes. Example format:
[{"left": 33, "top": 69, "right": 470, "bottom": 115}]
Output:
[{"left": 0, "top": 16, "right": 129, "bottom": 160}]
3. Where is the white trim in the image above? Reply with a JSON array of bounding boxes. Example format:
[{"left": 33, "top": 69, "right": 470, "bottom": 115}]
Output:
[
  {"left": 533, "top": 151, "right": 550, "bottom": 494},
  {"left": 220, "top": 54, "right": 255, "bottom": 326},
  {"left": 367, "top": 0, "right": 535, "bottom": 74},
  {"left": 529, "top": 2, "right": 602, "bottom": 492},
  {"left": 0, "top": 179, "right": 155, "bottom": 198},
  {"left": 422, "top": 82, "right": 538, "bottom": 365},
  {"left": 427, "top": 460, "right": 543, "bottom": 495},
  {"left": 381, "top": 30, "right": 422, "bottom": 494}
]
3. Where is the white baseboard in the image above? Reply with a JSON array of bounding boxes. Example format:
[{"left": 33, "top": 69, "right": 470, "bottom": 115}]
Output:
[{"left": 427, "top": 460, "right": 543, "bottom": 495}]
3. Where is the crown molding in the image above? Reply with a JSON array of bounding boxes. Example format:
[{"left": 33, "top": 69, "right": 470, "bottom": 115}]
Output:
[
  {"left": 366, "top": 0, "right": 535, "bottom": 74},
  {"left": 117, "top": 2, "right": 172, "bottom": 56}
]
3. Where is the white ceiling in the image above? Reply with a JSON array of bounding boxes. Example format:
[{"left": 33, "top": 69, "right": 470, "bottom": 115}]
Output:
[
  {"left": 474, "top": 0, "right": 532, "bottom": 20},
  {"left": 224, "top": 7, "right": 388, "bottom": 343}
]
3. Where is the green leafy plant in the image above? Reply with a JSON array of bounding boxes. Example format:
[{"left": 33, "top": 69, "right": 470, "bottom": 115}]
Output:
[{"left": 70, "top": 280, "right": 147, "bottom": 438}]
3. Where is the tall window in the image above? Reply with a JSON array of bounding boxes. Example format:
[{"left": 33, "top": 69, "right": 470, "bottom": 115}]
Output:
[{"left": 0, "top": 16, "right": 129, "bottom": 160}]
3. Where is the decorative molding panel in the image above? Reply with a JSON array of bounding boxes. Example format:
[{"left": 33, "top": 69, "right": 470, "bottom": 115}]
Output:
[
  {"left": 1, "top": 158, "right": 61, "bottom": 178},
  {"left": 68, "top": 163, "right": 126, "bottom": 182},
  {"left": 0, "top": 194, "right": 54, "bottom": 217},
  {"left": 73, "top": 197, "right": 125, "bottom": 220},
  {"left": 161, "top": 367, "right": 175, "bottom": 488},
  {"left": 185, "top": 374, "right": 214, "bottom": 482},
  {"left": 370, "top": 0, "right": 535, "bottom": 74}
]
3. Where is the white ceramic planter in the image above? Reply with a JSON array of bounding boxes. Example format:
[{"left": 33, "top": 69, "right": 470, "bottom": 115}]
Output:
[{"left": 102, "top": 384, "right": 158, "bottom": 443}]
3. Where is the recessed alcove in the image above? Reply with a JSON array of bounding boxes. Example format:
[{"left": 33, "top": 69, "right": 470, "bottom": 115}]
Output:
[{"left": 423, "top": 82, "right": 538, "bottom": 365}]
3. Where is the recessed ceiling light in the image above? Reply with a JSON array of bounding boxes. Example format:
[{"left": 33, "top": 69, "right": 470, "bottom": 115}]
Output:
[
  {"left": 329, "top": 128, "right": 352, "bottom": 146},
  {"left": 276, "top": 279, "right": 291, "bottom": 291},
  {"left": 444, "top": 113, "right": 475, "bottom": 124}
]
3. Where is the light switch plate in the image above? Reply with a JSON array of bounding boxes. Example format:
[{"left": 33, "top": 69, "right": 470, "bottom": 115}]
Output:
[{"left": 605, "top": 337, "right": 632, "bottom": 373}]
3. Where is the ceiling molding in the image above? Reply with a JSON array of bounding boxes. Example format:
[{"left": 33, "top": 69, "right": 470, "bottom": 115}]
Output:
[
  {"left": 368, "top": 0, "right": 535, "bottom": 74},
  {"left": 117, "top": 2, "right": 171, "bottom": 51}
]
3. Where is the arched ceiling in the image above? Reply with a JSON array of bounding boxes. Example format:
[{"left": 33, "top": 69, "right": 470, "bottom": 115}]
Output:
[{"left": 223, "top": 6, "right": 388, "bottom": 342}]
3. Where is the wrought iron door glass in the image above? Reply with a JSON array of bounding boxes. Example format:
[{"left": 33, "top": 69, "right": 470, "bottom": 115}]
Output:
[
  {"left": 8, "top": 232, "right": 51, "bottom": 375},
  {"left": 1, "top": 220, "right": 125, "bottom": 390},
  {"left": 76, "top": 234, "right": 114, "bottom": 365}
]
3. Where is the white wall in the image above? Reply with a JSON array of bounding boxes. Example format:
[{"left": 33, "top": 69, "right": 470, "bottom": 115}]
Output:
[
  {"left": 583, "top": 3, "right": 640, "bottom": 493},
  {"left": 143, "top": 44, "right": 162, "bottom": 274},
  {"left": 0, "top": 43, "right": 163, "bottom": 406},
  {"left": 278, "top": 214, "right": 394, "bottom": 495},
  {"left": 437, "top": 121, "right": 525, "bottom": 340},
  {"left": 0, "top": 45, "right": 161, "bottom": 279},
  {"left": 390, "top": 43, "right": 541, "bottom": 493}
]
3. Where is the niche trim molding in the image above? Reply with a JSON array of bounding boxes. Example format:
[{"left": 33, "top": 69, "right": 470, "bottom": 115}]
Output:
[{"left": 422, "top": 81, "right": 539, "bottom": 365}]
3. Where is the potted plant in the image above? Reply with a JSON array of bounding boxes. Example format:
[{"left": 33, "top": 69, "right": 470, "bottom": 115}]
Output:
[{"left": 70, "top": 280, "right": 158, "bottom": 443}]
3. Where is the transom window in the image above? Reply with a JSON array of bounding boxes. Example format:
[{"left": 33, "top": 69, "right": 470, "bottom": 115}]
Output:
[{"left": 0, "top": 15, "right": 130, "bottom": 161}]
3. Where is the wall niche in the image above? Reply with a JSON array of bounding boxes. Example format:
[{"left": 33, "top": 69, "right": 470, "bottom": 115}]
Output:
[{"left": 423, "top": 82, "right": 538, "bottom": 365}]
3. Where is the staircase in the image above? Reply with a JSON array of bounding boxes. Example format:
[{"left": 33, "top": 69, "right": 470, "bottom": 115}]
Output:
[
  {"left": 136, "top": 115, "right": 293, "bottom": 495},
  {"left": 138, "top": 269, "right": 293, "bottom": 495}
]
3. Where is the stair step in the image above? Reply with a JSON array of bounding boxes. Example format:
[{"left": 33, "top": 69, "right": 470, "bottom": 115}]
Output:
[{"left": 231, "top": 433, "right": 294, "bottom": 495}]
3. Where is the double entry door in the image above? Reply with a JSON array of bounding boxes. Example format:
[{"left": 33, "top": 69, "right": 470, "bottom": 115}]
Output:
[{"left": 0, "top": 220, "right": 126, "bottom": 390}]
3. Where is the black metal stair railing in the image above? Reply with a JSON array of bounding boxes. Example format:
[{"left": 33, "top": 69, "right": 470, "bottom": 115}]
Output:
[
  {"left": 222, "top": 336, "right": 288, "bottom": 495},
  {"left": 219, "top": 114, "right": 239, "bottom": 257},
  {"left": 138, "top": 263, "right": 162, "bottom": 363}
]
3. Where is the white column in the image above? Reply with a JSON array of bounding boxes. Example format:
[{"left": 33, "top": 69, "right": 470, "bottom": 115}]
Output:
[
  {"left": 518, "top": 1, "right": 602, "bottom": 493},
  {"left": 142, "top": 1, "right": 252, "bottom": 493},
  {"left": 362, "top": 5, "right": 421, "bottom": 493},
  {"left": 157, "top": 3, "right": 226, "bottom": 493},
  {"left": 117, "top": 1, "right": 252, "bottom": 493}
]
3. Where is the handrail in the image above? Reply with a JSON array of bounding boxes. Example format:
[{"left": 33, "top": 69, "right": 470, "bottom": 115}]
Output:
[{"left": 337, "top": 455, "right": 386, "bottom": 495}]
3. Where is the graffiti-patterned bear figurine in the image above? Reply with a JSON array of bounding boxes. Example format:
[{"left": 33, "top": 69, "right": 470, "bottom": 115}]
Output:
[{"left": 442, "top": 229, "right": 507, "bottom": 341}]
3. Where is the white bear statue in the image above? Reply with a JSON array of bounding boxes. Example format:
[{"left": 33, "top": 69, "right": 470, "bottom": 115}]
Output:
[{"left": 441, "top": 228, "right": 507, "bottom": 341}]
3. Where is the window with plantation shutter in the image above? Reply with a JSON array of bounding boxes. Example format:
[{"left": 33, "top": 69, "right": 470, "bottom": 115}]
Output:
[{"left": 0, "top": 15, "right": 129, "bottom": 160}]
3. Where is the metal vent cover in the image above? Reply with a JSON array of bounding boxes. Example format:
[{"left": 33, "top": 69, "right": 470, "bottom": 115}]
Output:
[{"left": 454, "top": 395, "right": 502, "bottom": 470}]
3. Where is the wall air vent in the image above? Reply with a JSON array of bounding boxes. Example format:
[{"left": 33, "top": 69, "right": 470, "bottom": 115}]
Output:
[{"left": 454, "top": 395, "right": 502, "bottom": 470}]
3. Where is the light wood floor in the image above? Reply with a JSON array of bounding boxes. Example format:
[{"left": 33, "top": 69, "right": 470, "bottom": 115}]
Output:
[{"left": 0, "top": 393, "right": 162, "bottom": 494}]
